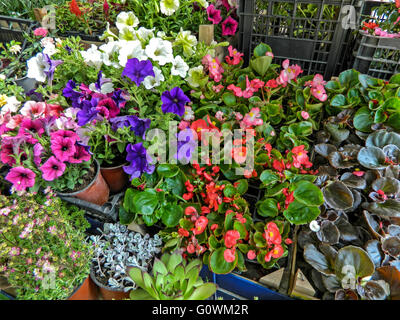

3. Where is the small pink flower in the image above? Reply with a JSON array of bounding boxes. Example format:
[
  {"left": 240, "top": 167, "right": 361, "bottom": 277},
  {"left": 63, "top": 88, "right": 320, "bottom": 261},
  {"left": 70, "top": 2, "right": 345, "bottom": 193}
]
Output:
[
  {"left": 247, "top": 250, "right": 256, "bottom": 260},
  {"left": 301, "top": 111, "right": 310, "bottom": 120},
  {"left": 266, "top": 52, "right": 274, "bottom": 58},
  {"left": 33, "top": 27, "right": 48, "bottom": 37},
  {"left": 311, "top": 85, "right": 327, "bottom": 102},
  {"left": 212, "top": 84, "right": 224, "bottom": 93},
  {"left": 353, "top": 170, "right": 365, "bottom": 177},
  {"left": 178, "top": 120, "right": 190, "bottom": 130},
  {"left": 9, "top": 247, "right": 20, "bottom": 256},
  {"left": 227, "top": 84, "right": 243, "bottom": 97},
  {"left": 215, "top": 111, "right": 225, "bottom": 122},
  {"left": 223, "top": 248, "right": 236, "bottom": 263},
  {"left": 225, "top": 46, "right": 243, "bottom": 65}
]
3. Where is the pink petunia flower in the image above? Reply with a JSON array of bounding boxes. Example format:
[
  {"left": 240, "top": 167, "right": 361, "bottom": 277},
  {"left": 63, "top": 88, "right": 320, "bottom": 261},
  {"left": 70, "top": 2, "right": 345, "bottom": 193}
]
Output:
[
  {"left": 222, "top": 16, "right": 238, "bottom": 36},
  {"left": 207, "top": 4, "right": 222, "bottom": 24},
  {"left": 33, "top": 143, "right": 44, "bottom": 166},
  {"left": 51, "top": 136, "right": 76, "bottom": 162},
  {"left": 20, "top": 101, "right": 46, "bottom": 118},
  {"left": 40, "top": 156, "right": 66, "bottom": 181},
  {"left": 68, "top": 145, "right": 91, "bottom": 164},
  {"left": 5, "top": 166, "right": 36, "bottom": 191}
]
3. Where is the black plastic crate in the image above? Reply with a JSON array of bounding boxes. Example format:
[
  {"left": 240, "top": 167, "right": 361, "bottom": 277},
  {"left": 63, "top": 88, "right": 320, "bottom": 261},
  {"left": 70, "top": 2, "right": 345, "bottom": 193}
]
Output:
[
  {"left": 0, "top": 15, "right": 36, "bottom": 44},
  {"left": 238, "top": 0, "right": 359, "bottom": 79},
  {"left": 353, "top": 1, "right": 400, "bottom": 80}
]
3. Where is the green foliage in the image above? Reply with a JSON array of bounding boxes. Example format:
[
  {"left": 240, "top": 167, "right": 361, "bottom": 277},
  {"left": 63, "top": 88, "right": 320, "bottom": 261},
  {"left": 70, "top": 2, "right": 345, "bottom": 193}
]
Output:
[{"left": 129, "top": 252, "right": 216, "bottom": 300}]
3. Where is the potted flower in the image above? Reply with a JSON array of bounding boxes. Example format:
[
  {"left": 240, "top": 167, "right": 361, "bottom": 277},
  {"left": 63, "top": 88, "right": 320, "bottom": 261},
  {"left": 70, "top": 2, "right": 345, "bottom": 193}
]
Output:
[
  {"left": 89, "top": 222, "right": 163, "bottom": 300},
  {"left": 0, "top": 191, "right": 96, "bottom": 300},
  {"left": 0, "top": 99, "right": 110, "bottom": 205}
]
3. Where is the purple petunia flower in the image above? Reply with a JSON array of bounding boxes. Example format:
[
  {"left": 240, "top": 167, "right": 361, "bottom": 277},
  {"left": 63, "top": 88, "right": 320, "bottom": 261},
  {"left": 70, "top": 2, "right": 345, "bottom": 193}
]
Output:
[
  {"left": 63, "top": 80, "right": 83, "bottom": 108},
  {"left": 176, "top": 128, "right": 197, "bottom": 164},
  {"left": 127, "top": 116, "right": 151, "bottom": 139},
  {"left": 109, "top": 115, "right": 133, "bottom": 131},
  {"left": 112, "top": 89, "right": 127, "bottom": 108},
  {"left": 40, "top": 156, "right": 66, "bottom": 181},
  {"left": 43, "top": 54, "right": 63, "bottom": 85},
  {"left": 5, "top": 166, "right": 36, "bottom": 191},
  {"left": 76, "top": 98, "right": 99, "bottom": 126},
  {"left": 121, "top": 58, "right": 155, "bottom": 86},
  {"left": 161, "top": 87, "right": 191, "bottom": 117},
  {"left": 123, "top": 143, "right": 155, "bottom": 179}
]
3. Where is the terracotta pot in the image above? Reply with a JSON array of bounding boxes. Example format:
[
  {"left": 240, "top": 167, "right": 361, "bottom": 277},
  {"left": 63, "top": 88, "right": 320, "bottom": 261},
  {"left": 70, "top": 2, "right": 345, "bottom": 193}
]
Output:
[
  {"left": 68, "top": 276, "right": 99, "bottom": 300},
  {"left": 57, "top": 159, "right": 110, "bottom": 206},
  {"left": 90, "top": 268, "right": 130, "bottom": 300},
  {"left": 100, "top": 163, "right": 129, "bottom": 194}
]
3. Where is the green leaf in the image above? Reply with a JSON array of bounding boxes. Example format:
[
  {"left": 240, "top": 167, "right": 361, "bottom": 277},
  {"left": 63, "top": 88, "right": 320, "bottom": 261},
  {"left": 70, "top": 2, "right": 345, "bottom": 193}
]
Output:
[
  {"left": 283, "top": 200, "right": 321, "bottom": 225},
  {"left": 288, "top": 121, "right": 313, "bottom": 137},
  {"left": 235, "top": 179, "right": 248, "bottom": 195},
  {"left": 256, "top": 198, "right": 279, "bottom": 217},
  {"left": 167, "top": 253, "right": 183, "bottom": 273},
  {"left": 339, "top": 69, "right": 360, "bottom": 88},
  {"left": 382, "top": 97, "right": 400, "bottom": 113},
  {"left": 129, "top": 288, "right": 154, "bottom": 300},
  {"left": 303, "top": 244, "right": 335, "bottom": 276},
  {"left": 293, "top": 181, "right": 324, "bottom": 206},
  {"left": 119, "top": 206, "right": 134, "bottom": 225},
  {"left": 330, "top": 94, "right": 347, "bottom": 107},
  {"left": 253, "top": 43, "right": 272, "bottom": 57},
  {"left": 222, "top": 92, "right": 237, "bottom": 106},
  {"left": 187, "top": 283, "right": 217, "bottom": 300},
  {"left": 157, "top": 164, "right": 179, "bottom": 178},
  {"left": 357, "top": 147, "right": 387, "bottom": 170},
  {"left": 233, "top": 220, "right": 247, "bottom": 238},
  {"left": 209, "top": 247, "right": 237, "bottom": 274},
  {"left": 250, "top": 56, "right": 272, "bottom": 77},
  {"left": 160, "top": 203, "right": 183, "bottom": 227},
  {"left": 353, "top": 107, "right": 373, "bottom": 133},
  {"left": 153, "top": 258, "right": 168, "bottom": 275},
  {"left": 335, "top": 246, "right": 375, "bottom": 281},
  {"left": 133, "top": 189, "right": 159, "bottom": 215},
  {"left": 223, "top": 184, "right": 237, "bottom": 197},
  {"left": 260, "top": 170, "right": 280, "bottom": 186}
]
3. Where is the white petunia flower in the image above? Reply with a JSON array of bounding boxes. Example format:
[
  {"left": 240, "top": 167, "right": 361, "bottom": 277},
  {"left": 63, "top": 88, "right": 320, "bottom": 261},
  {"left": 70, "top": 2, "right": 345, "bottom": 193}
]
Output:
[
  {"left": 185, "top": 65, "right": 204, "bottom": 88},
  {"left": 145, "top": 38, "right": 173, "bottom": 66},
  {"left": 0, "top": 74, "right": 5, "bottom": 81},
  {"left": 196, "top": 0, "right": 209, "bottom": 8},
  {"left": 160, "top": 0, "right": 180, "bottom": 16},
  {"left": 118, "top": 40, "right": 146, "bottom": 67},
  {"left": 27, "top": 52, "right": 48, "bottom": 82},
  {"left": 143, "top": 67, "right": 165, "bottom": 89},
  {"left": 116, "top": 11, "right": 139, "bottom": 31},
  {"left": 42, "top": 42, "right": 57, "bottom": 57},
  {"left": 1, "top": 96, "right": 21, "bottom": 115},
  {"left": 309, "top": 220, "right": 320, "bottom": 232},
  {"left": 134, "top": 27, "right": 155, "bottom": 43},
  {"left": 171, "top": 55, "right": 189, "bottom": 78},
  {"left": 80, "top": 44, "right": 104, "bottom": 69},
  {"left": 174, "top": 29, "right": 198, "bottom": 57},
  {"left": 99, "top": 41, "right": 120, "bottom": 67}
]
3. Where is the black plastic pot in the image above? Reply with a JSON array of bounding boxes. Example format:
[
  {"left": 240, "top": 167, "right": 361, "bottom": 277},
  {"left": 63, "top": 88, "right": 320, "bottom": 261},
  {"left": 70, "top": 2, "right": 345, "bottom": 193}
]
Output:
[
  {"left": 0, "top": 15, "right": 37, "bottom": 44},
  {"left": 14, "top": 76, "right": 38, "bottom": 94}
]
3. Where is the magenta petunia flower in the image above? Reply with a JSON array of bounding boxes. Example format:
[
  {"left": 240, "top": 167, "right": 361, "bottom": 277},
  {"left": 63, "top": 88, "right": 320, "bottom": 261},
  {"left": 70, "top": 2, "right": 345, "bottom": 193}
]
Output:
[
  {"left": 0, "top": 142, "right": 15, "bottom": 166},
  {"left": 51, "top": 136, "right": 76, "bottom": 162},
  {"left": 5, "top": 166, "right": 36, "bottom": 191},
  {"left": 40, "top": 156, "right": 66, "bottom": 181},
  {"left": 221, "top": 16, "right": 238, "bottom": 36},
  {"left": 97, "top": 98, "right": 120, "bottom": 119},
  {"left": 50, "top": 130, "right": 79, "bottom": 143},
  {"left": 68, "top": 145, "right": 91, "bottom": 164},
  {"left": 33, "top": 143, "right": 44, "bottom": 166},
  {"left": 207, "top": 4, "right": 222, "bottom": 24}
]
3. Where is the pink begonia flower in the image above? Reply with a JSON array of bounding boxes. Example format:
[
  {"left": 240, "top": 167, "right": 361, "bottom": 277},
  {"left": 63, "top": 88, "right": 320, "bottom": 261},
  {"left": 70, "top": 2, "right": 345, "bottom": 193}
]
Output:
[
  {"left": 223, "top": 248, "right": 236, "bottom": 263},
  {"left": 207, "top": 4, "right": 222, "bottom": 24},
  {"left": 247, "top": 250, "right": 256, "bottom": 260},
  {"left": 212, "top": 84, "right": 224, "bottom": 93},
  {"left": 5, "top": 166, "right": 36, "bottom": 191},
  {"left": 242, "top": 107, "right": 263, "bottom": 128},
  {"left": 215, "top": 111, "right": 225, "bottom": 122},
  {"left": 40, "top": 156, "right": 66, "bottom": 181},
  {"left": 222, "top": 16, "right": 238, "bottom": 36},
  {"left": 235, "top": 112, "right": 243, "bottom": 121},
  {"left": 301, "top": 111, "right": 310, "bottom": 120},
  {"left": 227, "top": 84, "right": 243, "bottom": 97},
  {"left": 33, "top": 27, "right": 48, "bottom": 37},
  {"left": 225, "top": 46, "right": 244, "bottom": 65},
  {"left": 311, "top": 85, "right": 328, "bottom": 102},
  {"left": 178, "top": 120, "right": 190, "bottom": 130},
  {"left": 266, "top": 51, "right": 274, "bottom": 58}
]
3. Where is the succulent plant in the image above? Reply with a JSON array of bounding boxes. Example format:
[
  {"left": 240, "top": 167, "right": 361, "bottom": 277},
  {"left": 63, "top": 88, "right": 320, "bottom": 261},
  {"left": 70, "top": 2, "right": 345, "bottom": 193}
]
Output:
[
  {"left": 128, "top": 252, "right": 217, "bottom": 300},
  {"left": 299, "top": 128, "right": 400, "bottom": 300},
  {"left": 90, "top": 223, "right": 163, "bottom": 292}
]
